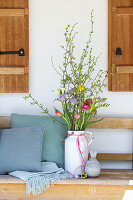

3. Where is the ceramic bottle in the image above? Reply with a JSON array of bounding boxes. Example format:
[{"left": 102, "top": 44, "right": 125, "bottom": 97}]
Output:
[{"left": 85, "top": 150, "right": 100, "bottom": 177}]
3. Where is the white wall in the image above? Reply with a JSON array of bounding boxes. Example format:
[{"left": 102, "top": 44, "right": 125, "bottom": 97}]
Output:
[{"left": 0, "top": 0, "right": 133, "bottom": 169}]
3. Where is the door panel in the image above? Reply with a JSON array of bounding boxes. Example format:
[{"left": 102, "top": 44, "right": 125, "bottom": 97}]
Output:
[
  {"left": 116, "top": 9, "right": 133, "bottom": 66},
  {"left": 0, "top": 0, "right": 27, "bottom": 8},
  {"left": 108, "top": 0, "right": 133, "bottom": 91},
  {"left": 118, "top": 0, "right": 133, "bottom": 7},
  {"left": 116, "top": 73, "right": 129, "bottom": 91},
  {"left": 0, "top": 1, "right": 29, "bottom": 93},
  {"left": 0, "top": 15, "right": 25, "bottom": 67}
]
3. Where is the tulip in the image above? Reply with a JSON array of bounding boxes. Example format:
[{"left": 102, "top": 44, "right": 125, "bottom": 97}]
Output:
[
  {"left": 55, "top": 111, "right": 61, "bottom": 117},
  {"left": 85, "top": 98, "right": 93, "bottom": 105},
  {"left": 81, "top": 103, "right": 90, "bottom": 111},
  {"left": 84, "top": 103, "right": 90, "bottom": 109}
]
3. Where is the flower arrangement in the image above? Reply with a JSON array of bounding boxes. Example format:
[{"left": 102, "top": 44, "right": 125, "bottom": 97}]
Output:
[{"left": 24, "top": 10, "right": 109, "bottom": 131}]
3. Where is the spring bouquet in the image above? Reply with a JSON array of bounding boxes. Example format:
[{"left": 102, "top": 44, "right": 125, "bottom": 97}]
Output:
[{"left": 24, "top": 10, "right": 109, "bottom": 131}]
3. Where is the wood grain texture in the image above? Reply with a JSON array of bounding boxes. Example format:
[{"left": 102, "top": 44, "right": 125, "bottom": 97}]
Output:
[
  {"left": 0, "top": 0, "right": 27, "bottom": 8},
  {"left": 0, "top": 116, "right": 11, "bottom": 128},
  {"left": 89, "top": 117, "right": 133, "bottom": 129},
  {"left": 24, "top": 8, "right": 29, "bottom": 77},
  {"left": 1, "top": 116, "right": 133, "bottom": 129},
  {"left": 0, "top": 184, "right": 133, "bottom": 200},
  {"left": 129, "top": 73, "right": 133, "bottom": 91},
  {"left": 111, "top": 9, "right": 117, "bottom": 91},
  {"left": 90, "top": 153, "right": 133, "bottom": 161},
  {"left": 0, "top": 9, "right": 25, "bottom": 16},
  {"left": 118, "top": 0, "right": 133, "bottom": 7},
  {"left": 0, "top": 1, "right": 29, "bottom": 93},
  {"left": 0, "top": 74, "right": 29, "bottom": 93},
  {"left": 108, "top": 0, "right": 112, "bottom": 91},
  {"left": 116, "top": 66, "right": 133, "bottom": 73},
  {"left": 117, "top": 7, "right": 133, "bottom": 15},
  {"left": 112, "top": 0, "right": 118, "bottom": 7},
  {"left": 116, "top": 74, "right": 129, "bottom": 91},
  {"left": 0, "top": 67, "right": 25, "bottom": 74},
  {"left": 108, "top": 0, "right": 133, "bottom": 91},
  {"left": 0, "top": 170, "right": 133, "bottom": 185},
  {"left": 116, "top": 13, "right": 133, "bottom": 66},
  {"left": 0, "top": 183, "right": 131, "bottom": 200},
  {"left": 0, "top": 170, "right": 133, "bottom": 200}
]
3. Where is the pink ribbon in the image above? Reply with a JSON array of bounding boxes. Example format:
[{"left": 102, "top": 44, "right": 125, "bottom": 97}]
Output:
[{"left": 77, "top": 134, "right": 89, "bottom": 173}]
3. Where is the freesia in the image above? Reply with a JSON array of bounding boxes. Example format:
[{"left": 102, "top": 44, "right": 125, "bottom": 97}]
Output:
[
  {"left": 77, "top": 85, "right": 85, "bottom": 92},
  {"left": 75, "top": 114, "right": 80, "bottom": 119},
  {"left": 59, "top": 94, "right": 66, "bottom": 101},
  {"left": 70, "top": 98, "right": 78, "bottom": 105},
  {"left": 69, "top": 88, "right": 73, "bottom": 95}
]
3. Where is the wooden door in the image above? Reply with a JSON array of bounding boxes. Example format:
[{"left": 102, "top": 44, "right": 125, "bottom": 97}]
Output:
[
  {"left": 108, "top": 0, "right": 133, "bottom": 91},
  {"left": 0, "top": 0, "right": 29, "bottom": 93}
]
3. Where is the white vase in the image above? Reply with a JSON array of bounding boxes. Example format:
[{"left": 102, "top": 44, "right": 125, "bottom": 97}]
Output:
[
  {"left": 65, "top": 130, "right": 94, "bottom": 178},
  {"left": 85, "top": 151, "right": 101, "bottom": 177}
]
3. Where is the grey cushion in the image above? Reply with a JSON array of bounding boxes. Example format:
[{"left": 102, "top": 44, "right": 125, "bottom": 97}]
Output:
[
  {"left": 0, "top": 126, "right": 44, "bottom": 174},
  {"left": 11, "top": 114, "right": 68, "bottom": 168}
]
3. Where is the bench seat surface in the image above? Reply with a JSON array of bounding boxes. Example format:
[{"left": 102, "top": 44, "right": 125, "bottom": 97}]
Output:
[
  {"left": 0, "top": 171, "right": 133, "bottom": 200},
  {"left": 0, "top": 169, "right": 133, "bottom": 185}
]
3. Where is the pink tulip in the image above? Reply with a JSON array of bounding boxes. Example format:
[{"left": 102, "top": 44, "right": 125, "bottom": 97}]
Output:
[
  {"left": 85, "top": 98, "right": 93, "bottom": 105},
  {"left": 84, "top": 103, "right": 90, "bottom": 109},
  {"left": 81, "top": 103, "right": 90, "bottom": 111}
]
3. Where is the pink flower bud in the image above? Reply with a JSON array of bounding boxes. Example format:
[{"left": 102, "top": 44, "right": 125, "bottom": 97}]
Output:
[
  {"left": 75, "top": 114, "right": 80, "bottom": 119},
  {"left": 55, "top": 111, "right": 61, "bottom": 117}
]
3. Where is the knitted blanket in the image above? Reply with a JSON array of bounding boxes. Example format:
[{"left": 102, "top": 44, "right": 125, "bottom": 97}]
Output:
[{"left": 9, "top": 162, "right": 72, "bottom": 196}]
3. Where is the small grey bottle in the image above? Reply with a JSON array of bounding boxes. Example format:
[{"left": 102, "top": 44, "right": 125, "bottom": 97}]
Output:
[{"left": 85, "top": 151, "right": 101, "bottom": 177}]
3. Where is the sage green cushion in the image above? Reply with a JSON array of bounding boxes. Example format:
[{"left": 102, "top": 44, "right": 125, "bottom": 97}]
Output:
[
  {"left": 11, "top": 114, "right": 67, "bottom": 168},
  {"left": 0, "top": 126, "right": 44, "bottom": 174}
]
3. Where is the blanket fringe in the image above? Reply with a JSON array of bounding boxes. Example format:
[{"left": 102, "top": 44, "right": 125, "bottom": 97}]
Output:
[{"left": 26, "top": 171, "right": 72, "bottom": 196}]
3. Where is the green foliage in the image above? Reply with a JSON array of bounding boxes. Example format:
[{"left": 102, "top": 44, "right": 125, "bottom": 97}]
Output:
[{"left": 24, "top": 10, "right": 109, "bottom": 131}]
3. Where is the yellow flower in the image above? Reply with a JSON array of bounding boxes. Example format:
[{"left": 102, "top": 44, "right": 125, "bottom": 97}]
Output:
[
  {"left": 77, "top": 85, "right": 85, "bottom": 92},
  {"left": 89, "top": 105, "right": 95, "bottom": 113}
]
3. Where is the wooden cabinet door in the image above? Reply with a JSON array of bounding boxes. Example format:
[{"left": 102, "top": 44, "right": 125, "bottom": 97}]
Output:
[
  {"left": 0, "top": 0, "right": 29, "bottom": 93},
  {"left": 108, "top": 0, "right": 133, "bottom": 91}
]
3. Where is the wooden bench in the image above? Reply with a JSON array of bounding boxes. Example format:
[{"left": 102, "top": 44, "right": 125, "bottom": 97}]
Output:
[{"left": 0, "top": 116, "right": 133, "bottom": 200}]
